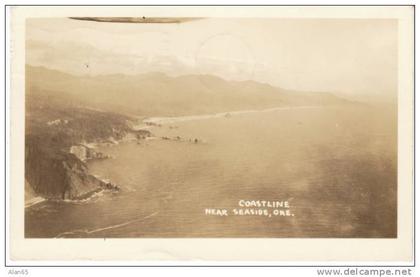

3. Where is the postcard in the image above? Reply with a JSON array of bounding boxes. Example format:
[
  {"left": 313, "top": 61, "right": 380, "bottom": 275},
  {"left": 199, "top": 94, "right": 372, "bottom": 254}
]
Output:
[{"left": 8, "top": 6, "right": 414, "bottom": 263}]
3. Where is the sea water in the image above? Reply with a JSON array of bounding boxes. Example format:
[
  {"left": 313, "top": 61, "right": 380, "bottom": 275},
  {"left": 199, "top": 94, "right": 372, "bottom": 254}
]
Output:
[{"left": 25, "top": 105, "right": 397, "bottom": 238}]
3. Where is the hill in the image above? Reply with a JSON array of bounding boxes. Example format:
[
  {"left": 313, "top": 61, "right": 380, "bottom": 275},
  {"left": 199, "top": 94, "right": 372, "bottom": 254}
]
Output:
[{"left": 26, "top": 65, "right": 350, "bottom": 117}]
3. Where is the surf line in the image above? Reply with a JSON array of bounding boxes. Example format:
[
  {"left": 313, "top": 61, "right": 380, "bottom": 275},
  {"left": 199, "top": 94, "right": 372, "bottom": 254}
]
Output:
[
  {"left": 142, "top": 105, "right": 321, "bottom": 125},
  {"left": 54, "top": 212, "right": 159, "bottom": 238}
]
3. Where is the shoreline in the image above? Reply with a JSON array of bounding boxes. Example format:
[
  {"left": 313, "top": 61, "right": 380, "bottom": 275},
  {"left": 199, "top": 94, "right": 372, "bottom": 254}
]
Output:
[
  {"left": 25, "top": 196, "right": 46, "bottom": 208},
  {"left": 142, "top": 105, "right": 322, "bottom": 125},
  {"left": 25, "top": 105, "right": 331, "bottom": 209},
  {"left": 24, "top": 175, "right": 119, "bottom": 209},
  {"left": 25, "top": 129, "right": 149, "bottom": 208}
]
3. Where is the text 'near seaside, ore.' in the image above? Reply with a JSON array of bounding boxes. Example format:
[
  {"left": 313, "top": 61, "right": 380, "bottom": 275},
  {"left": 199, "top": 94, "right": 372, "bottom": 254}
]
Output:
[{"left": 204, "top": 199, "right": 295, "bottom": 218}]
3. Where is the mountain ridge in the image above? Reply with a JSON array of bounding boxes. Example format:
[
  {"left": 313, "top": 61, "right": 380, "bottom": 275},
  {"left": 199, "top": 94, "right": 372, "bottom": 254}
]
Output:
[{"left": 26, "top": 65, "right": 352, "bottom": 117}]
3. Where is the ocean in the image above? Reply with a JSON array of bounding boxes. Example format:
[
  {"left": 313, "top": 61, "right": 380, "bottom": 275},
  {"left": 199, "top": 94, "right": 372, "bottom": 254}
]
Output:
[{"left": 25, "top": 105, "right": 397, "bottom": 238}]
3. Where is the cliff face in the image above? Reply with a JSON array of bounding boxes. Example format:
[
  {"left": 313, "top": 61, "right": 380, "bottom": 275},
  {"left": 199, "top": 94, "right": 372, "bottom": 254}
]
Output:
[
  {"left": 69, "top": 144, "right": 110, "bottom": 162},
  {"left": 61, "top": 157, "right": 104, "bottom": 200},
  {"left": 25, "top": 94, "right": 151, "bottom": 200},
  {"left": 25, "top": 146, "right": 101, "bottom": 199}
]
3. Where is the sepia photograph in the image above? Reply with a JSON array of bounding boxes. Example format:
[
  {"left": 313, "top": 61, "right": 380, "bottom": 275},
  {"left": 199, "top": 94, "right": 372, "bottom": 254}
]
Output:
[
  {"left": 23, "top": 15, "right": 398, "bottom": 239},
  {"left": 6, "top": 5, "right": 415, "bottom": 265}
]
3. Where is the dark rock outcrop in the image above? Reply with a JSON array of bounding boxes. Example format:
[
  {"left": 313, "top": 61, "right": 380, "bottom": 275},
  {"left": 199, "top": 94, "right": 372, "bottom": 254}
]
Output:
[{"left": 25, "top": 93, "right": 151, "bottom": 200}]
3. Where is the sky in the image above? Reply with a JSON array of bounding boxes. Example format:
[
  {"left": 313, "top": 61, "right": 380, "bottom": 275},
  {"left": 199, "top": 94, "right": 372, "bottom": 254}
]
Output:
[{"left": 26, "top": 17, "right": 397, "bottom": 100}]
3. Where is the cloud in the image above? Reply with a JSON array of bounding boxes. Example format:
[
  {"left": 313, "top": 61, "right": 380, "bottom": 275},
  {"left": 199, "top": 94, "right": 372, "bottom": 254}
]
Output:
[{"left": 26, "top": 17, "right": 398, "bottom": 99}]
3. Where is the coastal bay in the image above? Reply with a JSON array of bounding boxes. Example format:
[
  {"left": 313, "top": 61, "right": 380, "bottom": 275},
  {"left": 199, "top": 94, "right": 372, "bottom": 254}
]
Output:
[{"left": 25, "top": 104, "right": 396, "bottom": 238}]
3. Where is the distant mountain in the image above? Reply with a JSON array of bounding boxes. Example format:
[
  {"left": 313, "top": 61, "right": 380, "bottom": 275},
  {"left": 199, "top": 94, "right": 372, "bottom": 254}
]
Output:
[{"left": 26, "top": 65, "right": 351, "bottom": 117}]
